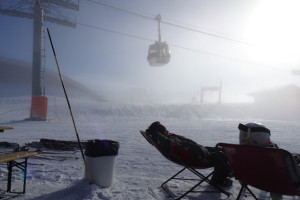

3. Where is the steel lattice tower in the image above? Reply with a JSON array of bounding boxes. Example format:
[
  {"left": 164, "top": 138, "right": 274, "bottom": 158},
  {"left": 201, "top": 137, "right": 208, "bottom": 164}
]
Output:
[{"left": 0, "top": 0, "right": 79, "bottom": 120}]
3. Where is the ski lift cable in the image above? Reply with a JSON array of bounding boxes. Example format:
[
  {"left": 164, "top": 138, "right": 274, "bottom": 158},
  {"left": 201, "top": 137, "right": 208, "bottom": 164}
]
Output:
[
  {"left": 114, "top": 2, "right": 237, "bottom": 40},
  {"left": 77, "top": 22, "right": 288, "bottom": 74},
  {"left": 77, "top": 22, "right": 153, "bottom": 42},
  {"left": 169, "top": 43, "right": 287, "bottom": 73},
  {"left": 86, "top": 0, "right": 252, "bottom": 46},
  {"left": 83, "top": 1, "right": 294, "bottom": 74},
  {"left": 86, "top": 0, "right": 153, "bottom": 21},
  {"left": 162, "top": 16, "right": 243, "bottom": 42},
  {"left": 161, "top": 20, "right": 252, "bottom": 46}
]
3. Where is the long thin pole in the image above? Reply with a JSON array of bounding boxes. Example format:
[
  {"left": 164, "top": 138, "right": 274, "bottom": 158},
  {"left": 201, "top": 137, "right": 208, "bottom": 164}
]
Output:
[{"left": 46, "top": 28, "right": 91, "bottom": 184}]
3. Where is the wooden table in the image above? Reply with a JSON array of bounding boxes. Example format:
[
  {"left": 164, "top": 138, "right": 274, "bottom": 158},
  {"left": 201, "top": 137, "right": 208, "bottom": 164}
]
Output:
[
  {"left": 0, "top": 126, "right": 36, "bottom": 193},
  {"left": 0, "top": 151, "right": 37, "bottom": 194}
]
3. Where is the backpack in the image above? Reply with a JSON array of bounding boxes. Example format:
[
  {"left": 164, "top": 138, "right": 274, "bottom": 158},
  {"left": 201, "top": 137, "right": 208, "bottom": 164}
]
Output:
[{"left": 238, "top": 123, "right": 276, "bottom": 147}]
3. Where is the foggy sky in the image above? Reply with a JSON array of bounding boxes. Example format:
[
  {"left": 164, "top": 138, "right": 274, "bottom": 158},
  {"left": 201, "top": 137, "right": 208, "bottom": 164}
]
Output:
[{"left": 1, "top": 0, "right": 300, "bottom": 103}]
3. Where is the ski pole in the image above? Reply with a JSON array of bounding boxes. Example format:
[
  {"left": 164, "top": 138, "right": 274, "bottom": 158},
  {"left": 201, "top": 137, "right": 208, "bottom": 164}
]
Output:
[{"left": 46, "top": 28, "right": 92, "bottom": 184}]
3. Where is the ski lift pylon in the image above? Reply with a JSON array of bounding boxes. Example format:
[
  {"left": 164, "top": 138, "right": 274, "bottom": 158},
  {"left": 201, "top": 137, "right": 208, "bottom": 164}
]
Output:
[{"left": 147, "top": 14, "right": 170, "bottom": 66}]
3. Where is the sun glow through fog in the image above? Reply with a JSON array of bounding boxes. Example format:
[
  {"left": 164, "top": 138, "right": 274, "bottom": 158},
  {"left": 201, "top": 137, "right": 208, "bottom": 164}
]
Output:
[{"left": 245, "top": 0, "right": 300, "bottom": 65}]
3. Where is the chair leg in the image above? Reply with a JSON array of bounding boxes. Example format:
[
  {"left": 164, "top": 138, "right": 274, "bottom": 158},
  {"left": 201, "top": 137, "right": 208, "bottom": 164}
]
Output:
[
  {"left": 161, "top": 167, "right": 187, "bottom": 189},
  {"left": 237, "top": 184, "right": 258, "bottom": 200},
  {"left": 161, "top": 167, "right": 188, "bottom": 199},
  {"left": 175, "top": 169, "right": 214, "bottom": 199},
  {"left": 236, "top": 184, "right": 246, "bottom": 200},
  {"left": 245, "top": 186, "right": 258, "bottom": 200},
  {"left": 190, "top": 168, "right": 231, "bottom": 197},
  {"left": 161, "top": 167, "right": 230, "bottom": 200},
  {"left": 188, "top": 168, "right": 212, "bottom": 185}
]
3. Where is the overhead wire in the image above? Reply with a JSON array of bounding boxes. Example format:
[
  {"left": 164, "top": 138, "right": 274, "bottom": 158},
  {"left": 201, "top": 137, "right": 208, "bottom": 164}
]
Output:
[
  {"left": 161, "top": 20, "right": 252, "bottom": 46},
  {"left": 2, "top": 0, "right": 292, "bottom": 74},
  {"left": 86, "top": 0, "right": 153, "bottom": 21},
  {"left": 77, "top": 21, "right": 288, "bottom": 73},
  {"left": 114, "top": 2, "right": 230, "bottom": 38},
  {"left": 77, "top": 22, "right": 153, "bottom": 42},
  {"left": 81, "top": 0, "right": 291, "bottom": 73},
  {"left": 86, "top": 0, "right": 252, "bottom": 46}
]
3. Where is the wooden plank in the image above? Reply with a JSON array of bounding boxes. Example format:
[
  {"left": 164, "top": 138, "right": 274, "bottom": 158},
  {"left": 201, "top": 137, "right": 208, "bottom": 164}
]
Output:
[
  {"left": 0, "top": 152, "right": 37, "bottom": 164},
  {"left": 0, "top": 126, "right": 14, "bottom": 132}
]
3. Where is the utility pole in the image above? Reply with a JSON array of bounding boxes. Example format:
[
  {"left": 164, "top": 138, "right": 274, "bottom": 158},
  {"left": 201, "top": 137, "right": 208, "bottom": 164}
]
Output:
[{"left": 0, "top": 0, "right": 79, "bottom": 120}]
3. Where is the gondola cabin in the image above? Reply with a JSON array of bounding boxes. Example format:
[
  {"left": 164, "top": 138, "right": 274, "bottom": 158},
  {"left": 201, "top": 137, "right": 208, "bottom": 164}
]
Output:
[{"left": 147, "top": 41, "right": 170, "bottom": 66}]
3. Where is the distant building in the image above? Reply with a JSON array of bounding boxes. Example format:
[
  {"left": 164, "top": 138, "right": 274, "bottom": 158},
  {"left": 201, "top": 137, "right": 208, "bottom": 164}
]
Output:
[{"left": 249, "top": 85, "right": 300, "bottom": 120}]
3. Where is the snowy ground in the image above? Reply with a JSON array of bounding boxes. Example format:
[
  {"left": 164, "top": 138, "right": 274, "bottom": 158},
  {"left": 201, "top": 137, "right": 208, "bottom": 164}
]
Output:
[{"left": 0, "top": 96, "right": 300, "bottom": 199}]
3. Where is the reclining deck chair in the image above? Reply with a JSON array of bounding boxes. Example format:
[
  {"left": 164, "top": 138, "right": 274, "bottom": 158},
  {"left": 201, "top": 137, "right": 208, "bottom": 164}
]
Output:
[
  {"left": 140, "top": 130, "right": 230, "bottom": 199},
  {"left": 217, "top": 143, "right": 300, "bottom": 200}
]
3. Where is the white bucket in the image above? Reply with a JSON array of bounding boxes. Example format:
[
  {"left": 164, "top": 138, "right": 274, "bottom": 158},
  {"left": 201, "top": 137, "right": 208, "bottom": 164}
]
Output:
[{"left": 85, "top": 155, "right": 116, "bottom": 188}]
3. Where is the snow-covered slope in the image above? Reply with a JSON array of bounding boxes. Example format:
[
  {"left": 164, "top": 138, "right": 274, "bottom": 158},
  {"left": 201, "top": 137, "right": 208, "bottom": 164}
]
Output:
[
  {"left": 0, "top": 96, "right": 299, "bottom": 199},
  {"left": 0, "top": 57, "right": 105, "bottom": 101}
]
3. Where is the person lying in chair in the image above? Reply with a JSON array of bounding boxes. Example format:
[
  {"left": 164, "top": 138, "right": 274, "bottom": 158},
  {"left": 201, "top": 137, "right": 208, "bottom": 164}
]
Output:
[
  {"left": 238, "top": 122, "right": 300, "bottom": 200},
  {"left": 146, "top": 121, "right": 233, "bottom": 187}
]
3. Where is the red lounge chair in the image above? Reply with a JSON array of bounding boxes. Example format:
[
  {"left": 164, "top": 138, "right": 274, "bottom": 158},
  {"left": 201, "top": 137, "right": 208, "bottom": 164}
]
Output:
[
  {"left": 140, "top": 130, "right": 230, "bottom": 199},
  {"left": 217, "top": 143, "right": 300, "bottom": 200}
]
